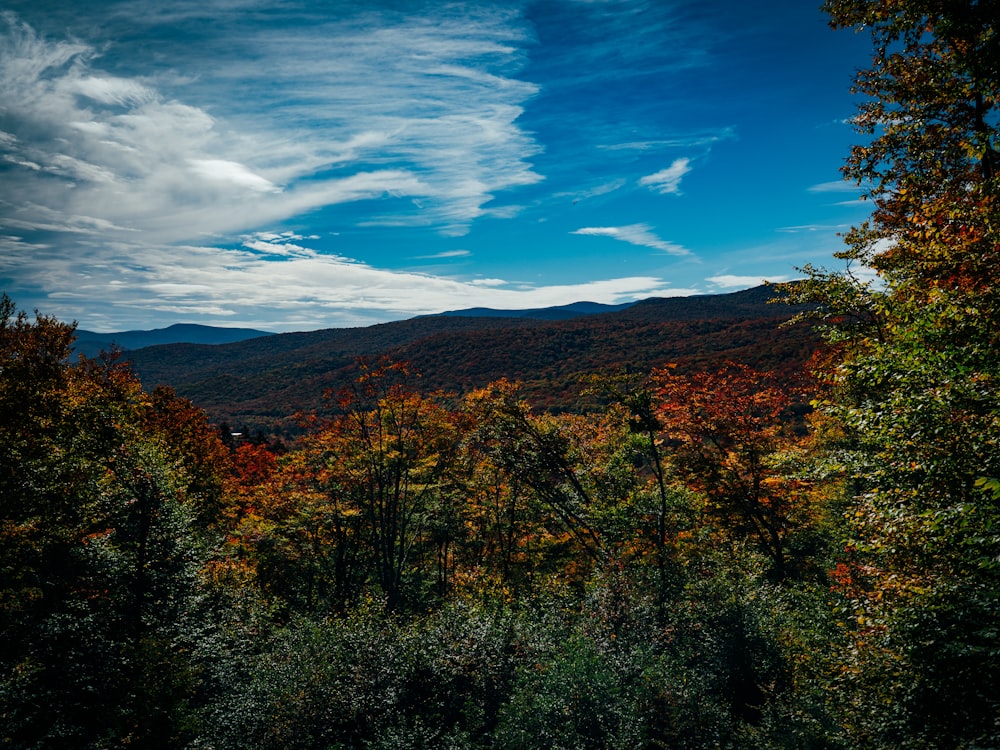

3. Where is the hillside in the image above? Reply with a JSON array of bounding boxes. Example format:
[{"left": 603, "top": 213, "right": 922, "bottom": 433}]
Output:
[
  {"left": 74, "top": 323, "right": 272, "bottom": 358},
  {"left": 74, "top": 297, "right": 622, "bottom": 357},
  {"left": 125, "top": 285, "right": 817, "bottom": 434},
  {"left": 428, "top": 300, "right": 637, "bottom": 320}
]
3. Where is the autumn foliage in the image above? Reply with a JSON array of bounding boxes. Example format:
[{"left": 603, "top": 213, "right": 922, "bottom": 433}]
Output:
[
  {"left": 4, "top": 292, "right": 843, "bottom": 747},
  {"left": 4, "top": 4, "right": 1000, "bottom": 743}
]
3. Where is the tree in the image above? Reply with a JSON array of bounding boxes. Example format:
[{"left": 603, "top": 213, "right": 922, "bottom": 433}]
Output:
[
  {"left": 221, "top": 440, "right": 358, "bottom": 614},
  {"left": 583, "top": 372, "right": 700, "bottom": 615},
  {"left": 146, "top": 385, "right": 232, "bottom": 531},
  {"left": 464, "top": 380, "right": 611, "bottom": 578},
  {"left": 323, "top": 359, "right": 463, "bottom": 610},
  {"left": 779, "top": 3, "right": 1000, "bottom": 746},
  {"left": 454, "top": 444, "right": 536, "bottom": 597},
  {"left": 0, "top": 296, "right": 207, "bottom": 747},
  {"left": 825, "top": 0, "right": 999, "bottom": 292},
  {"left": 651, "top": 362, "right": 809, "bottom": 580}
]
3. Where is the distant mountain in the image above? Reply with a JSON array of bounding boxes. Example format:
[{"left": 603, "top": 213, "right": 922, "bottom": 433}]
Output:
[
  {"left": 427, "top": 300, "right": 637, "bottom": 320},
  {"left": 74, "top": 323, "right": 272, "bottom": 358},
  {"left": 124, "top": 285, "right": 818, "bottom": 435}
]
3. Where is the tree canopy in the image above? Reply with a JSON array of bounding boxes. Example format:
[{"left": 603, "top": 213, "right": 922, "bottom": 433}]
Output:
[{"left": 781, "top": 2, "right": 1000, "bottom": 746}]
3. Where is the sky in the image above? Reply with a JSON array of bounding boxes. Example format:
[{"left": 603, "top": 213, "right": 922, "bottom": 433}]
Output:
[{"left": 0, "top": 0, "right": 875, "bottom": 333}]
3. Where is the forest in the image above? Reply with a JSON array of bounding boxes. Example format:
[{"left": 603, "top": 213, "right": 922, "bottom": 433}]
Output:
[
  {"left": 3, "top": 1, "right": 1000, "bottom": 748},
  {"left": 118, "top": 284, "right": 818, "bottom": 436}
]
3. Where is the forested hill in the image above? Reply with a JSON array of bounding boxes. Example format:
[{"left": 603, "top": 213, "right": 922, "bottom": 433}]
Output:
[
  {"left": 124, "top": 285, "right": 817, "bottom": 434},
  {"left": 427, "top": 299, "right": 637, "bottom": 320},
  {"left": 74, "top": 322, "right": 272, "bottom": 357}
]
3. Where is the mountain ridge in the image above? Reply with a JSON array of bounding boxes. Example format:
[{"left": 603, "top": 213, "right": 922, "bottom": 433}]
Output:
[
  {"left": 426, "top": 300, "right": 638, "bottom": 320},
  {"left": 74, "top": 322, "right": 272, "bottom": 358},
  {"left": 73, "top": 298, "right": 640, "bottom": 358},
  {"left": 123, "top": 285, "right": 816, "bottom": 434}
]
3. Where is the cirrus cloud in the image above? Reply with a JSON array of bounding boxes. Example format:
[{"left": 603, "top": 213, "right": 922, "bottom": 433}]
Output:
[
  {"left": 4, "top": 231, "right": 691, "bottom": 332},
  {"left": 707, "top": 273, "right": 790, "bottom": 289},
  {"left": 571, "top": 223, "right": 691, "bottom": 256},
  {"left": 639, "top": 157, "right": 692, "bottom": 195},
  {"left": 0, "top": 7, "right": 544, "bottom": 248}
]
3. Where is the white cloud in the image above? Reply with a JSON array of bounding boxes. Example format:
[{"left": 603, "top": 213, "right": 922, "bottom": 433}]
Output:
[
  {"left": 70, "top": 75, "right": 156, "bottom": 107},
  {"left": 415, "top": 249, "right": 472, "bottom": 259},
  {"left": 249, "top": 231, "right": 318, "bottom": 243},
  {"left": 601, "top": 128, "right": 736, "bottom": 151},
  {"left": 572, "top": 224, "right": 690, "bottom": 256},
  {"left": 0, "top": 6, "right": 707, "bottom": 333},
  {"left": 707, "top": 273, "right": 789, "bottom": 289},
  {"left": 554, "top": 179, "right": 626, "bottom": 203},
  {"left": 2, "top": 203, "right": 137, "bottom": 235},
  {"left": 13, "top": 234, "right": 690, "bottom": 331},
  {"left": 0, "top": 7, "right": 543, "bottom": 249},
  {"left": 188, "top": 159, "right": 281, "bottom": 193},
  {"left": 639, "top": 158, "right": 692, "bottom": 195},
  {"left": 777, "top": 223, "right": 851, "bottom": 233},
  {"left": 808, "top": 179, "right": 863, "bottom": 193}
]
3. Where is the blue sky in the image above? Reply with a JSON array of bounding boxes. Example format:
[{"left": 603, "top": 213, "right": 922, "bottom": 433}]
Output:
[{"left": 0, "top": 0, "right": 873, "bottom": 332}]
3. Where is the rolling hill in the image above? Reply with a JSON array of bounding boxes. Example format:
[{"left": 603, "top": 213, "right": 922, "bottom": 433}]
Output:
[
  {"left": 123, "top": 285, "right": 818, "bottom": 435},
  {"left": 427, "top": 300, "right": 638, "bottom": 320},
  {"left": 74, "top": 323, "right": 272, "bottom": 358}
]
